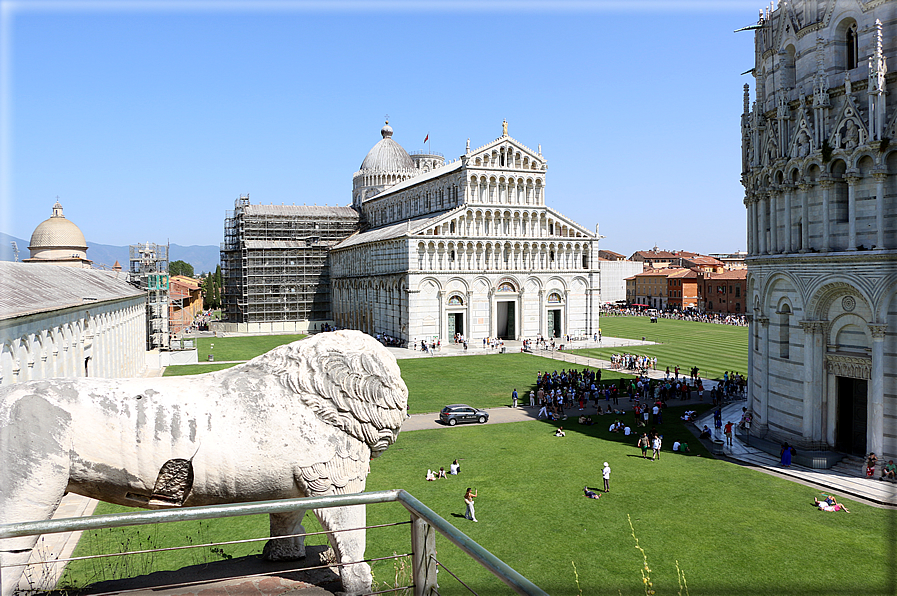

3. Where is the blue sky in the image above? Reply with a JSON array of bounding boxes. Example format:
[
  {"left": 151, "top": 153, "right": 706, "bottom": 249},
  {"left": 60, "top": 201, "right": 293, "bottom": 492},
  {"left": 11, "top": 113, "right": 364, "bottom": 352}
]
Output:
[{"left": 1, "top": 0, "right": 760, "bottom": 258}]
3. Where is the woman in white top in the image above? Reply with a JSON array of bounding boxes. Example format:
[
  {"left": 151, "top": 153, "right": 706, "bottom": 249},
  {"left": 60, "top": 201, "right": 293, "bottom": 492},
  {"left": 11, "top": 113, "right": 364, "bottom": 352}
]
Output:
[{"left": 464, "top": 488, "right": 478, "bottom": 522}]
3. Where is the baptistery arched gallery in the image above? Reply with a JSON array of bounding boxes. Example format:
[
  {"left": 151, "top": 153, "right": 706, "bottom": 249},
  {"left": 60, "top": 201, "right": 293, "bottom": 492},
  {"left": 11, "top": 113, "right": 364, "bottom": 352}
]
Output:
[
  {"left": 329, "top": 121, "right": 604, "bottom": 343},
  {"left": 742, "top": 0, "right": 897, "bottom": 460}
]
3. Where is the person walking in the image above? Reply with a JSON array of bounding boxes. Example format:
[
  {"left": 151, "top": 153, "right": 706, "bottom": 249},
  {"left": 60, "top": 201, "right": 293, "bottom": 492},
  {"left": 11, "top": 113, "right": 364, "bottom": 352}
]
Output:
[
  {"left": 602, "top": 462, "right": 611, "bottom": 492},
  {"left": 724, "top": 421, "right": 734, "bottom": 446},
  {"left": 512, "top": 389, "right": 518, "bottom": 408},
  {"left": 638, "top": 433, "right": 650, "bottom": 459},
  {"left": 464, "top": 488, "right": 478, "bottom": 522},
  {"left": 652, "top": 435, "right": 662, "bottom": 460}
]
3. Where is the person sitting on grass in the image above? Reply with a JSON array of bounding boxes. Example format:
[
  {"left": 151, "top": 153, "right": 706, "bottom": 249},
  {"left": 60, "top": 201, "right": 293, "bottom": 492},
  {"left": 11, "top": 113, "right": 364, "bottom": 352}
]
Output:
[
  {"left": 583, "top": 486, "right": 601, "bottom": 500},
  {"left": 679, "top": 441, "right": 690, "bottom": 453},
  {"left": 881, "top": 460, "right": 897, "bottom": 481},
  {"left": 814, "top": 496, "right": 849, "bottom": 513},
  {"left": 426, "top": 469, "right": 436, "bottom": 481},
  {"left": 555, "top": 427, "right": 566, "bottom": 437},
  {"left": 699, "top": 425, "right": 712, "bottom": 440},
  {"left": 437, "top": 467, "right": 447, "bottom": 479}
]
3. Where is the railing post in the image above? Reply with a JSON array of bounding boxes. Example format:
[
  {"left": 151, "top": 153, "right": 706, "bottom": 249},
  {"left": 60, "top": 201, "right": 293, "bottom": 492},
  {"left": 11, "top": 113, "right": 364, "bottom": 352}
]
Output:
[{"left": 410, "top": 514, "right": 437, "bottom": 596}]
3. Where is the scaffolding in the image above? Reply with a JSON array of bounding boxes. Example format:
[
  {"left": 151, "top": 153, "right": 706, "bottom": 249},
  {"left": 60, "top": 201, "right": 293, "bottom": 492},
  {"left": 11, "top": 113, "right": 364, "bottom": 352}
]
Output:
[
  {"left": 129, "top": 242, "right": 170, "bottom": 350},
  {"left": 220, "top": 195, "right": 359, "bottom": 324}
]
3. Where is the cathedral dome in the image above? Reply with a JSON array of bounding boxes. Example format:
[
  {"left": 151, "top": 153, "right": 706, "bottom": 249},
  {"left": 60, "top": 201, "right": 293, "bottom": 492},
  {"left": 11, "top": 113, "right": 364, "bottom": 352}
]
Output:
[
  {"left": 29, "top": 201, "right": 88, "bottom": 250},
  {"left": 359, "top": 122, "right": 415, "bottom": 172}
]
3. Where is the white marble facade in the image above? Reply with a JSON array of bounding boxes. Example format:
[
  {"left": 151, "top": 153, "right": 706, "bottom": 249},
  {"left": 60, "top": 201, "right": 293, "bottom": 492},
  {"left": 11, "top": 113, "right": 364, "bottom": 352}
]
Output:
[
  {"left": 331, "top": 122, "right": 601, "bottom": 342},
  {"left": 742, "top": 0, "right": 897, "bottom": 459}
]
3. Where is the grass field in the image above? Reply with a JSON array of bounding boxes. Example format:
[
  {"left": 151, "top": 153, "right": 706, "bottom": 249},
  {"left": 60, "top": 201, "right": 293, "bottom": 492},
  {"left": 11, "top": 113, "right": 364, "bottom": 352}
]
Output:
[
  {"left": 192, "top": 334, "right": 306, "bottom": 362},
  {"left": 56, "top": 324, "right": 892, "bottom": 595},
  {"left": 576, "top": 316, "right": 748, "bottom": 381},
  {"left": 59, "top": 411, "right": 891, "bottom": 595}
]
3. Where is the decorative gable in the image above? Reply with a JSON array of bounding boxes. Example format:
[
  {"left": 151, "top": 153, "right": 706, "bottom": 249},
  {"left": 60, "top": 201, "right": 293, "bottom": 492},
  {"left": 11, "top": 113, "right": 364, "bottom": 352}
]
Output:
[
  {"left": 467, "top": 130, "right": 545, "bottom": 172},
  {"left": 829, "top": 81, "right": 868, "bottom": 151},
  {"left": 788, "top": 111, "right": 815, "bottom": 159}
]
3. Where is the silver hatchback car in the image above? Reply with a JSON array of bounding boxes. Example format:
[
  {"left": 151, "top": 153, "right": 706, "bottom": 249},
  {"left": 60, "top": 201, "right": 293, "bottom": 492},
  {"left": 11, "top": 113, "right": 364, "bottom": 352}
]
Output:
[{"left": 439, "top": 404, "right": 489, "bottom": 426}]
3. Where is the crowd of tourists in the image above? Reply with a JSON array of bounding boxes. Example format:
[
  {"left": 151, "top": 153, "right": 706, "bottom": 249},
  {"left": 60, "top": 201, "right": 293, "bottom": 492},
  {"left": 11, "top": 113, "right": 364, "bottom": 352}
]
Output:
[{"left": 602, "top": 307, "right": 746, "bottom": 326}]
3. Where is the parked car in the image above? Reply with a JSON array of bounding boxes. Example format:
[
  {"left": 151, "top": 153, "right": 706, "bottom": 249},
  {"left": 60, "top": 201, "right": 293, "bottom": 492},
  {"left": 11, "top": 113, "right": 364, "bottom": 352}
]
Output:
[{"left": 439, "top": 404, "right": 489, "bottom": 426}]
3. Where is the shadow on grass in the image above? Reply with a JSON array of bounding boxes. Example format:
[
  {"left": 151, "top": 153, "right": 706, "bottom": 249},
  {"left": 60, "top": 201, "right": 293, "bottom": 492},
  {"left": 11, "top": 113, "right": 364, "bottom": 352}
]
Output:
[
  {"left": 71, "top": 545, "right": 341, "bottom": 595},
  {"left": 534, "top": 402, "right": 717, "bottom": 456}
]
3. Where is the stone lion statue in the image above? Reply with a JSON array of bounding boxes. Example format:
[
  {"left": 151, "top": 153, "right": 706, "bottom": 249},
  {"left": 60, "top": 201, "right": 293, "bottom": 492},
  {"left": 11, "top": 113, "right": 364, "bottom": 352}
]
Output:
[{"left": 0, "top": 330, "right": 408, "bottom": 596}]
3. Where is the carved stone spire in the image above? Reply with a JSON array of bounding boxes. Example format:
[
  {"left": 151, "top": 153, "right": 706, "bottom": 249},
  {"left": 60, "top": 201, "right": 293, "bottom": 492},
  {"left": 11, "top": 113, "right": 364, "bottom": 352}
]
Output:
[
  {"left": 869, "top": 19, "right": 886, "bottom": 94},
  {"left": 868, "top": 19, "right": 887, "bottom": 141},
  {"left": 744, "top": 84, "right": 750, "bottom": 114},
  {"left": 812, "top": 37, "right": 829, "bottom": 109}
]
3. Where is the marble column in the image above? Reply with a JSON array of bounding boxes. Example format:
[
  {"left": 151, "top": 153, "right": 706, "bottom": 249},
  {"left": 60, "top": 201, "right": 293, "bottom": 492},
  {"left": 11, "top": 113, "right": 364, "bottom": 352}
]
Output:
[
  {"left": 437, "top": 290, "right": 445, "bottom": 341},
  {"left": 746, "top": 313, "right": 755, "bottom": 416},
  {"left": 798, "top": 183, "right": 810, "bottom": 252},
  {"left": 873, "top": 171, "right": 887, "bottom": 249},
  {"left": 799, "top": 320, "right": 822, "bottom": 442},
  {"left": 869, "top": 324, "right": 887, "bottom": 456},
  {"left": 744, "top": 196, "right": 753, "bottom": 254},
  {"left": 847, "top": 173, "right": 860, "bottom": 250},
  {"left": 538, "top": 289, "right": 545, "bottom": 338},
  {"left": 488, "top": 289, "right": 496, "bottom": 339},
  {"left": 758, "top": 316, "right": 770, "bottom": 432},
  {"left": 768, "top": 187, "right": 779, "bottom": 254},
  {"left": 783, "top": 184, "right": 793, "bottom": 253},
  {"left": 820, "top": 179, "right": 833, "bottom": 252},
  {"left": 759, "top": 194, "right": 768, "bottom": 255},
  {"left": 751, "top": 197, "right": 759, "bottom": 255}
]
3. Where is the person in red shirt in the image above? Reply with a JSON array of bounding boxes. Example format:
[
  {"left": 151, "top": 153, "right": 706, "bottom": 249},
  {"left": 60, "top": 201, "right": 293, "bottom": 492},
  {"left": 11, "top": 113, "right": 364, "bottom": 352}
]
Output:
[{"left": 724, "top": 421, "right": 734, "bottom": 446}]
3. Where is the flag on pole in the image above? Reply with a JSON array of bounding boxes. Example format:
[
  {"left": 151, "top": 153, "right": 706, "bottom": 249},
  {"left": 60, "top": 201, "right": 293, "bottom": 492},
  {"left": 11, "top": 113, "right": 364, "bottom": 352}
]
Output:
[{"left": 424, "top": 133, "right": 429, "bottom": 143}]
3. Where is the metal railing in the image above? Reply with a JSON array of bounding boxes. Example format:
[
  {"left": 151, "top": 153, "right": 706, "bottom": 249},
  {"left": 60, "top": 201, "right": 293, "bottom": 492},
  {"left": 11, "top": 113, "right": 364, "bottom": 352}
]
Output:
[{"left": 0, "top": 489, "right": 547, "bottom": 596}]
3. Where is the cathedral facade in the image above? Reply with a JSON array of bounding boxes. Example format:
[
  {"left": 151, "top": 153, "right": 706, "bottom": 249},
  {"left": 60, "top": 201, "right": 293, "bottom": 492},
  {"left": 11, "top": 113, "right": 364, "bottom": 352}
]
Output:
[
  {"left": 330, "top": 121, "right": 603, "bottom": 343},
  {"left": 742, "top": 0, "right": 897, "bottom": 460}
]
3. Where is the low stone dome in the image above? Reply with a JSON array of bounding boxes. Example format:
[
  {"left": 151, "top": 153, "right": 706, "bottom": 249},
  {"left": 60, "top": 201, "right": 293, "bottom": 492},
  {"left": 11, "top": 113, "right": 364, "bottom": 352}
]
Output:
[
  {"left": 359, "top": 121, "right": 415, "bottom": 172},
  {"left": 29, "top": 201, "right": 88, "bottom": 250}
]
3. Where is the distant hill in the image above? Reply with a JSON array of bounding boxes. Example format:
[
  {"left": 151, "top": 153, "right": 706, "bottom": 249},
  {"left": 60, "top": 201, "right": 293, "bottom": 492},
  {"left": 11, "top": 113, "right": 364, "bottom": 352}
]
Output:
[{"left": 0, "top": 233, "right": 221, "bottom": 275}]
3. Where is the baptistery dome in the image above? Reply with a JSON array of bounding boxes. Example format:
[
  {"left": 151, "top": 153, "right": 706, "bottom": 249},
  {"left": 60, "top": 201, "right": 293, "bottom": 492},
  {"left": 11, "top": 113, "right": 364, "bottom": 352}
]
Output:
[{"left": 25, "top": 201, "right": 91, "bottom": 268}]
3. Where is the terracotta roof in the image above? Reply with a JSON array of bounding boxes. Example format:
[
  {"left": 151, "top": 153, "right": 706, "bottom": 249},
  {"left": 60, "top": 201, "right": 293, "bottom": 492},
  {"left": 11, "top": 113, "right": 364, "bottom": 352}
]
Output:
[
  {"left": 666, "top": 268, "right": 698, "bottom": 279},
  {"left": 703, "top": 269, "right": 747, "bottom": 280},
  {"left": 684, "top": 255, "right": 723, "bottom": 264},
  {"left": 631, "top": 249, "right": 698, "bottom": 260},
  {"left": 171, "top": 275, "right": 201, "bottom": 290}
]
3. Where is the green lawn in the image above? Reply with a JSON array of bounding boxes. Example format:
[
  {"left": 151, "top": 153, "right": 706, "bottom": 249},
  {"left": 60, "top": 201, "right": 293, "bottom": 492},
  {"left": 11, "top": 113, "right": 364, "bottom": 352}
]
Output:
[
  {"left": 399, "top": 353, "right": 632, "bottom": 414},
  {"left": 192, "top": 334, "right": 306, "bottom": 362},
  {"left": 163, "top": 362, "right": 240, "bottom": 376},
  {"left": 59, "top": 413, "right": 890, "bottom": 595},
  {"left": 577, "top": 316, "right": 748, "bottom": 381}
]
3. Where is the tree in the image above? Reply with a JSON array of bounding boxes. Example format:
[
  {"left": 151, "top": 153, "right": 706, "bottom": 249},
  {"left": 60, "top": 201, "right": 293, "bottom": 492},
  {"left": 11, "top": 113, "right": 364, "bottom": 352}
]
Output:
[
  {"left": 201, "top": 268, "right": 223, "bottom": 310},
  {"left": 170, "top": 260, "right": 195, "bottom": 278}
]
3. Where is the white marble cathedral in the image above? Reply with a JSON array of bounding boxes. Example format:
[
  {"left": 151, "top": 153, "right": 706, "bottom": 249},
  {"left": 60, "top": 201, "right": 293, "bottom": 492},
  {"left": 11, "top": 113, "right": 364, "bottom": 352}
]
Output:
[
  {"left": 330, "top": 121, "right": 602, "bottom": 343},
  {"left": 742, "top": 0, "right": 897, "bottom": 460}
]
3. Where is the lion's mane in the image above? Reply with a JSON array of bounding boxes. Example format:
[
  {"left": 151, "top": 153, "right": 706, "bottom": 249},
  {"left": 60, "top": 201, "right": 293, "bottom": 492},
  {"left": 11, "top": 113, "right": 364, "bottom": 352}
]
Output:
[{"left": 259, "top": 330, "right": 408, "bottom": 457}]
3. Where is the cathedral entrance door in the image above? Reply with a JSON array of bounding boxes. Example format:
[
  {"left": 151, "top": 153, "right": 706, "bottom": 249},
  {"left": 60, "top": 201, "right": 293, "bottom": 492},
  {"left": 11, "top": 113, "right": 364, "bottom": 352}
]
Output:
[
  {"left": 835, "top": 376, "right": 868, "bottom": 456},
  {"left": 547, "top": 309, "right": 562, "bottom": 338},
  {"left": 448, "top": 313, "right": 463, "bottom": 339},
  {"left": 497, "top": 301, "right": 516, "bottom": 340}
]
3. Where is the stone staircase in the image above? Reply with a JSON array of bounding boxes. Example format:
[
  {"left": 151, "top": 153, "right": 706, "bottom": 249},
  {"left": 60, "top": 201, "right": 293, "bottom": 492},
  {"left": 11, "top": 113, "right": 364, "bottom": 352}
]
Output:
[{"left": 829, "top": 454, "right": 867, "bottom": 478}]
